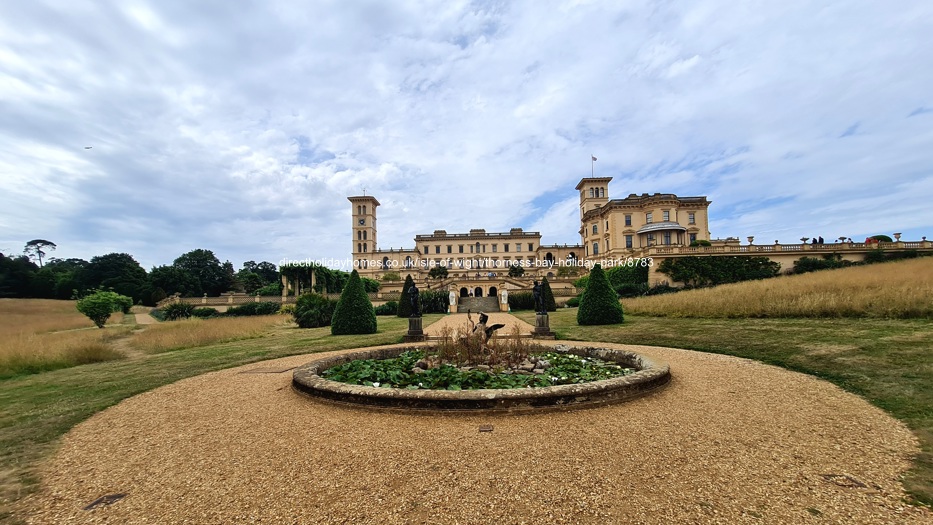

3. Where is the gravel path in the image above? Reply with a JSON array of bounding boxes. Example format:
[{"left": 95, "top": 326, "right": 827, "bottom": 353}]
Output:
[{"left": 21, "top": 341, "right": 930, "bottom": 524}]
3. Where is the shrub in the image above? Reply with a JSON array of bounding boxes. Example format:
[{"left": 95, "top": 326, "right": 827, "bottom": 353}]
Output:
[
  {"left": 419, "top": 290, "right": 449, "bottom": 314},
  {"left": 398, "top": 274, "right": 415, "bottom": 318},
  {"left": 869, "top": 234, "right": 894, "bottom": 243},
  {"left": 374, "top": 301, "right": 398, "bottom": 316},
  {"left": 508, "top": 291, "right": 536, "bottom": 311},
  {"left": 617, "top": 282, "right": 649, "bottom": 297},
  {"left": 645, "top": 283, "right": 678, "bottom": 296},
  {"left": 577, "top": 264, "right": 624, "bottom": 325},
  {"left": 657, "top": 256, "right": 780, "bottom": 287},
  {"left": 565, "top": 295, "right": 581, "bottom": 307},
  {"left": 192, "top": 307, "right": 219, "bottom": 318},
  {"left": 541, "top": 277, "right": 557, "bottom": 312},
  {"left": 361, "top": 277, "right": 381, "bottom": 293},
  {"left": 76, "top": 290, "right": 133, "bottom": 328},
  {"left": 863, "top": 249, "right": 887, "bottom": 264},
  {"left": 508, "top": 264, "right": 524, "bottom": 278},
  {"left": 793, "top": 255, "right": 852, "bottom": 274},
  {"left": 255, "top": 281, "right": 282, "bottom": 296},
  {"left": 293, "top": 293, "right": 338, "bottom": 328},
  {"left": 162, "top": 302, "right": 195, "bottom": 321},
  {"left": 381, "top": 272, "right": 401, "bottom": 281},
  {"left": 279, "top": 304, "right": 295, "bottom": 316},
  {"left": 690, "top": 239, "right": 712, "bottom": 247},
  {"left": 225, "top": 301, "right": 281, "bottom": 317},
  {"left": 151, "top": 287, "right": 167, "bottom": 305},
  {"left": 331, "top": 270, "right": 377, "bottom": 335},
  {"left": 428, "top": 266, "right": 448, "bottom": 279}
]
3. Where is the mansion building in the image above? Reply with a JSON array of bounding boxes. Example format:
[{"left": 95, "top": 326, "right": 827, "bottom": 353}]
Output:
[{"left": 350, "top": 177, "right": 711, "bottom": 294}]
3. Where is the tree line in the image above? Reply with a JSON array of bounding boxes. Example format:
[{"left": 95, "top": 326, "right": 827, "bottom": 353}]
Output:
[{"left": 1, "top": 241, "right": 281, "bottom": 306}]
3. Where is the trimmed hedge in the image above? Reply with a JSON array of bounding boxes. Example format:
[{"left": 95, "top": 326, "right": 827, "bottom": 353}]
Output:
[
  {"left": 331, "top": 270, "right": 377, "bottom": 335},
  {"left": 419, "top": 290, "right": 449, "bottom": 314},
  {"left": 192, "top": 307, "right": 219, "bottom": 318},
  {"left": 658, "top": 256, "right": 780, "bottom": 287},
  {"left": 577, "top": 264, "right": 624, "bottom": 325},
  {"left": 508, "top": 291, "right": 535, "bottom": 311},
  {"left": 294, "top": 293, "right": 338, "bottom": 328},
  {"left": 225, "top": 301, "right": 281, "bottom": 316},
  {"left": 374, "top": 301, "right": 398, "bottom": 316}
]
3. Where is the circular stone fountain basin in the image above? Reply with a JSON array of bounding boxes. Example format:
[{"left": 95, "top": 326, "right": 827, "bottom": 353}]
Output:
[{"left": 292, "top": 344, "right": 671, "bottom": 412}]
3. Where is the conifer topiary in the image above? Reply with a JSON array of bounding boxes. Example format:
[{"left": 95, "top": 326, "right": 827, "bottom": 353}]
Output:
[
  {"left": 541, "top": 276, "right": 557, "bottom": 312},
  {"left": 331, "top": 270, "right": 377, "bottom": 335},
  {"left": 397, "top": 274, "right": 415, "bottom": 318},
  {"left": 576, "top": 264, "right": 624, "bottom": 325}
]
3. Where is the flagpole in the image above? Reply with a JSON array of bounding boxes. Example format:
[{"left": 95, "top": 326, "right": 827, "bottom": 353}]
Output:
[{"left": 591, "top": 155, "right": 594, "bottom": 177}]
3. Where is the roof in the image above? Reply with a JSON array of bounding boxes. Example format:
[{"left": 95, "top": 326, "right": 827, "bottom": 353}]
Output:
[{"left": 636, "top": 221, "right": 688, "bottom": 234}]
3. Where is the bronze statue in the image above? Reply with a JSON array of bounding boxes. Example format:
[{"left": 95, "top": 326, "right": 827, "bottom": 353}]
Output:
[
  {"left": 409, "top": 282, "right": 421, "bottom": 317},
  {"left": 532, "top": 280, "right": 545, "bottom": 314}
]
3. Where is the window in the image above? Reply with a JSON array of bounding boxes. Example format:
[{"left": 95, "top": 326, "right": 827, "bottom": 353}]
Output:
[
  {"left": 362, "top": 206, "right": 366, "bottom": 215},
  {"left": 663, "top": 210, "right": 670, "bottom": 221},
  {"left": 504, "top": 243, "right": 509, "bottom": 252},
  {"left": 363, "top": 243, "right": 367, "bottom": 252},
  {"left": 357, "top": 243, "right": 362, "bottom": 252},
  {"left": 605, "top": 220, "right": 609, "bottom": 231},
  {"left": 447, "top": 245, "right": 452, "bottom": 254},
  {"left": 363, "top": 231, "right": 367, "bottom": 240},
  {"left": 592, "top": 242, "right": 599, "bottom": 255},
  {"left": 646, "top": 212, "right": 653, "bottom": 224},
  {"left": 589, "top": 188, "right": 594, "bottom": 198},
  {"left": 625, "top": 235, "right": 633, "bottom": 248},
  {"left": 516, "top": 243, "right": 521, "bottom": 252},
  {"left": 528, "top": 243, "right": 533, "bottom": 251},
  {"left": 606, "top": 239, "right": 609, "bottom": 252},
  {"left": 688, "top": 212, "right": 696, "bottom": 224},
  {"left": 647, "top": 234, "right": 655, "bottom": 245},
  {"left": 663, "top": 232, "right": 671, "bottom": 245},
  {"left": 592, "top": 224, "right": 598, "bottom": 235},
  {"left": 690, "top": 233, "right": 697, "bottom": 244},
  {"left": 357, "top": 231, "right": 362, "bottom": 240},
  {"left": 435, "top": 246, "right": 441, "bottom": 254},
  {"left": 492, "top": 244, "right": 498, "bottom": 253},
  {"left": 459, "top": 245, "right": 464, "bottom": 253},
  {"left": 625, "top": 214, "right": 632, "bottom": 226}
]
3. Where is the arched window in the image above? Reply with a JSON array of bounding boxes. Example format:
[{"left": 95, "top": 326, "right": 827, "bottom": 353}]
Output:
[
  {"left": 357, "top": 231, "right": 362, "bottom": 240},
  {"left": 363, "top": 231, "right": 367, "bottom": 240},
  {"left": 363, "top": 243, "right": 368, "bottom": 252},
  {"left": 363, "top": 205, "right": 367, "bottom": 215},
  {"left": 382, "top": 257, "right": 389, "bottom": 269},
  {"left": 405, "top": 256, "right": 413, "bottom": 268},
  {"left": 357, "top": 243, "right": 362, "bottom": 253}
]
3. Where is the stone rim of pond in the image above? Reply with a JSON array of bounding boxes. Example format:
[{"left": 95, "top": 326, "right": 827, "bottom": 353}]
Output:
[{"left": 292, "top": 343, "right": 671, "bottom": 412}]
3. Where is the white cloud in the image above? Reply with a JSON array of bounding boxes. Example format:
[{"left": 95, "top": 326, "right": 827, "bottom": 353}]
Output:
[{"left": 0, "top": 0, "right": 931, "bottom": 269}]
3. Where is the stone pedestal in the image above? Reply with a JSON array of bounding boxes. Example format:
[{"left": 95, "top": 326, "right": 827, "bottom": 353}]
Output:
[
  {"left": 450, "top": 304, "right": 458, "bottom": 314},
  {"left": 404, "top": 316, "right": 426, "bottom": 342},
  {"left": 533, "top": 313, "right": 555, "bottom": 339}
]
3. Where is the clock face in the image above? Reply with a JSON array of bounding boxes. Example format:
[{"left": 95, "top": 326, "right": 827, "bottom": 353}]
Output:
[{"left": 358, "top": 218, "right": 365, "bottom": 225}]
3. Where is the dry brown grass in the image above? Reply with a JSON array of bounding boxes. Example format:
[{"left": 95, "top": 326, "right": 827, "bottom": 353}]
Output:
[
  {"left": 625, "top": 257, "right": 933, "bottom": 318},
  {"left": 131, "top": 315, "right": 289, "bottom": 354},
  {"left": 0, "top": 299, "right": 130, "bottom": 378}
]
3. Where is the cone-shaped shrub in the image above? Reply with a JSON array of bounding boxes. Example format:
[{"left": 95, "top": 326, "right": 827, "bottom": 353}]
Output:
[
  {"left": 397, "top": 274, "right": 415, "bottom": 318},
  {"left": 331, "top": 270, "right": 377, "bottom": 335},
  {"left": 576, "top": 264, "right": 624, "bottom": 325},
  {"left": 541, "top": 277, "right": 557, "bottom": 312}
]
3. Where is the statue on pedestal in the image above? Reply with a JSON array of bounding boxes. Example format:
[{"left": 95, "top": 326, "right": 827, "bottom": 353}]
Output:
[
  {"left": 409, "top": 282, "right": 421, "bottom": 317},
  {"left": 532, "top": 280, "right": 545, "bottom": 314}
]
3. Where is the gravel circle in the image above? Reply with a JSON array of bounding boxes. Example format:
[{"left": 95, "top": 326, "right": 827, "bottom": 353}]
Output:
[{"left": 21, "top": 342, "right": 931, "bottom": 524}]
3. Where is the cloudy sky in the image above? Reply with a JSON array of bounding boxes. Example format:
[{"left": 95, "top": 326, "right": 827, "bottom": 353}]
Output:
[{"left": 2, "top": 0, "right": 931, "bottom": 271}]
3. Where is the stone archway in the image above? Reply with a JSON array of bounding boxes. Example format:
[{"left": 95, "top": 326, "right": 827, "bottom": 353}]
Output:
[
  {"left": 489, "top": 286, "right": 498, "bottom": 298},
  {"left": 459, "top": 287, "right": 469, "bottom": 298},
  {"left": 474, "top": 287, "right": 483, "bottom": 297}
]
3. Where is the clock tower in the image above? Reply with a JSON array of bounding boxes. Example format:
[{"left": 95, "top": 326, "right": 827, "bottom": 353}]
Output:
[{"left": 348, "top": 195, "right": 379, "bottom": 269}]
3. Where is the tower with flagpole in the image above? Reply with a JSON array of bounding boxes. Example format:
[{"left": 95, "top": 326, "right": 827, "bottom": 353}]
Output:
[{"left": 591, "top": 155, "right": 597, "bottom": 177}]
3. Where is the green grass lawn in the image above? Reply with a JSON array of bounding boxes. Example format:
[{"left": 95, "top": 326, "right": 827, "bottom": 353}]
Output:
[
  {"left": 1, "top": 309, "right": 932, "bottom": 522},
  {"left": 514, "top": 308, "right": 933, "bottom": 506}
]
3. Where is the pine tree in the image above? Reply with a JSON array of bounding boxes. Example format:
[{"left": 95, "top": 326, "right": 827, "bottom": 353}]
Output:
[
  {"left": 331, "top": 270, "right": 377, "bottom": 335},
  {"left": 576, "top": 264, "right": 624, "bottom": 325}
]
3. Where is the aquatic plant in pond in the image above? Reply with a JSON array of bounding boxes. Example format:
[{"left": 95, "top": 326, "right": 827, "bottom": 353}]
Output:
[{"left": 321, "top": 349, "right": 635, "bottom": 390}]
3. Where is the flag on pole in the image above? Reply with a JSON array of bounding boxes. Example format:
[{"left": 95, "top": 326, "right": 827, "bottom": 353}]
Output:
[{"left": 591, "top": 156, "right": 597, "bottom": 161}]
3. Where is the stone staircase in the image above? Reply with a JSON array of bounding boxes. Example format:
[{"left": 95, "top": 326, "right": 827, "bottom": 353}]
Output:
[{"left": 456, "top": 296, "right": 499, "bottom": 313}]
